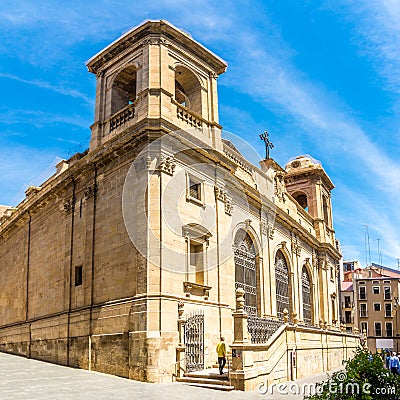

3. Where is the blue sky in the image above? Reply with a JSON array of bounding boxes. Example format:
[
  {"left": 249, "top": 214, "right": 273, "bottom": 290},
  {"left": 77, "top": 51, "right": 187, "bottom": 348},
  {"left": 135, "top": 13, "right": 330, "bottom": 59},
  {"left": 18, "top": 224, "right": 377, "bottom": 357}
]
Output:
[{"left": 1, "top": 0, "right": 400, "bottom": 268}]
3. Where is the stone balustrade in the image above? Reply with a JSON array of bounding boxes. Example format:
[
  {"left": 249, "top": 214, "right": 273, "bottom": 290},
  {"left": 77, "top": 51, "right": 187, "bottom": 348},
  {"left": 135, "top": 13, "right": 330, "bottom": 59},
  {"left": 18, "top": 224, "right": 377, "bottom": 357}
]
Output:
[
  {"left": 109, "top": 104, "right": 135, "bottom": 132},
  {"left": 175, "top": 103, "right": 203, "bottom": 129}
]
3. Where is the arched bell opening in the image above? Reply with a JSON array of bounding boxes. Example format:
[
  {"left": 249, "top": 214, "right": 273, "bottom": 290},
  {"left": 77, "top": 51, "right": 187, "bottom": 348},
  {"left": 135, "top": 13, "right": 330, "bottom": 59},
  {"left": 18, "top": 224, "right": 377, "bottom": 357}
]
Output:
[
  {"left": 111, "top": 65, "right": 137, "bottom": 115},
  {"left": 175, "top": 65, "right": 202, "bottom": 115},
  {"left": 293, "top": 191, "right": 308, "bottom": 212}
]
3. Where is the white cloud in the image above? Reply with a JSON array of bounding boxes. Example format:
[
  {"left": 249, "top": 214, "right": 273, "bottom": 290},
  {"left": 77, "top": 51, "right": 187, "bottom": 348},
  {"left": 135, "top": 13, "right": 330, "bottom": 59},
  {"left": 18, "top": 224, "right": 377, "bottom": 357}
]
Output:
[
  {"left": 0, "top": 109, "right": 90, "bottom": 129},
  {"left": 0, "top": 145, "right": 61, "bottom": 205},
  {"left": 325, "top": 0, "right": 400, "bottom": 94},
  {"left": 0, "top": 73, "right": 93, "bottom": 105}
]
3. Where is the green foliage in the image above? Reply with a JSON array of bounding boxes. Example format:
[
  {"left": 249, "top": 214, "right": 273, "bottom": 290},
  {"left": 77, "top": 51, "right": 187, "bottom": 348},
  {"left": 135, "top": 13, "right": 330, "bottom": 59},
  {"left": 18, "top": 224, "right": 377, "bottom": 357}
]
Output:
[{"left": 306, "top": 347, "right": 400, "bottom": 400}]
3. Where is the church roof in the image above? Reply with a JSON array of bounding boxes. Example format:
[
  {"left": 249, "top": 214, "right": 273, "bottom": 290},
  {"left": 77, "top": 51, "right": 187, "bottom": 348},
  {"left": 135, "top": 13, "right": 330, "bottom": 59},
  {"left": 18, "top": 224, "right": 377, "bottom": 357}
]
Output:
[{"left": 86, "top": 19, "right": 228, "bottom": 75}]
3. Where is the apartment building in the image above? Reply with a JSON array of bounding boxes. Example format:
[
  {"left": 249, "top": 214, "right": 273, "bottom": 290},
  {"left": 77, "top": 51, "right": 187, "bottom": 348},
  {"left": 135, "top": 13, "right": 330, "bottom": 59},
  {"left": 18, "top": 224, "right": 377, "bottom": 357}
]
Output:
[{"left": 354, "top": 275, "right": 400, "bottom": 352}]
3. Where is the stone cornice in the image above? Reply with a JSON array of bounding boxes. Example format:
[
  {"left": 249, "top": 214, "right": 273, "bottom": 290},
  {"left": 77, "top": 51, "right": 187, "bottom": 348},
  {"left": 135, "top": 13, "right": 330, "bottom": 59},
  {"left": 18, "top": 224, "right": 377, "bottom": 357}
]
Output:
[{"left": 86, "top": 20, "right": 227, "bottom": 75}]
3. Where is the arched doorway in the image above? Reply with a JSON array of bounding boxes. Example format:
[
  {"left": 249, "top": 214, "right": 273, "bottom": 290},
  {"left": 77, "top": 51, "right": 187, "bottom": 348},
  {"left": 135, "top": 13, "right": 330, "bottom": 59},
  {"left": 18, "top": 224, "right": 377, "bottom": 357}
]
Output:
[
  {"left": 275, "top": 250, "right": 291, "bottom": 320},
  {"left": 234, "top": 229, "right": 257, "bottom": 315},
  {"left": 302, "top": 266, "right": 312, "bottom": 325}
]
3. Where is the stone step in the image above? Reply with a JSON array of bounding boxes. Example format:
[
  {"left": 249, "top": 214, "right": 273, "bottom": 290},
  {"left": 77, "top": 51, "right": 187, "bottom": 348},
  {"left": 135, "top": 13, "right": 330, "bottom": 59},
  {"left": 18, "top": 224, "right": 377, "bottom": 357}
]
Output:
[
  {"left": 179, "top": 382, "right": 235, "bottom": 391},
  {"left": 178, "top": 376, "right": 231, "bottom": 385},
  {"left": 176, "top": 377, "right": 234, "bottom": 391},
  {"left": 183, "top": 372, "right": 229, "bottom": 381}
]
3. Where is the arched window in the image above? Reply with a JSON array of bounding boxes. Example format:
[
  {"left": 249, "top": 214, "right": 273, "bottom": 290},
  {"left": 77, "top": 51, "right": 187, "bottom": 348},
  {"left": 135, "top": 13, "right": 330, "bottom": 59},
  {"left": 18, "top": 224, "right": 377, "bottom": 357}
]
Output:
[
  {"left": 302, "top": 266, "right": 312, "bottom": 325},
  {"left": 275, "top": 250, "right": 291, "bottom": 320},
  {"left": 111, "top": 66, "right": 137, "bottom": 115},
  {"left": 175, "top": 66, "right": 202, "bottom": 115},
  {"left": 234, "top": 229, "right": 257, "bottom": 315}
]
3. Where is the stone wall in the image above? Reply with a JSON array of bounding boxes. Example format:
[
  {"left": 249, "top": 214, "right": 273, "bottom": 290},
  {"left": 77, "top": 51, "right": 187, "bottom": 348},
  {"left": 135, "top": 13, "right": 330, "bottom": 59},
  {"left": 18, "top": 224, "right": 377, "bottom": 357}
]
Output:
[
  {"left": 230, "top": 324, "right": 359, "bottom": 391},
  {"left": 0, "top": 139, "right": 146, "bottom": 378}
]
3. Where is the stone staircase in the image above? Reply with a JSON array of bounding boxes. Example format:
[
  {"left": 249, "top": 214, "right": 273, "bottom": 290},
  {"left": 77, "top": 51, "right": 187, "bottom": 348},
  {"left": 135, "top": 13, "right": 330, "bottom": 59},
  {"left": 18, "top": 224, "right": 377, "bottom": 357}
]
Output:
[{"left": 176, "top": 368, "right": 235, "bottom": 391}]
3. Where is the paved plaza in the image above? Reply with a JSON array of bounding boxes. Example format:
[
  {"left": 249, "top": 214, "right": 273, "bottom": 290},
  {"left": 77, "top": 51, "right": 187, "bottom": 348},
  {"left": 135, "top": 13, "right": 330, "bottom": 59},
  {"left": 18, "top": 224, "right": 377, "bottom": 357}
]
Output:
[{"left": 0, "top": 352, "right": 333, "bottom": 399}]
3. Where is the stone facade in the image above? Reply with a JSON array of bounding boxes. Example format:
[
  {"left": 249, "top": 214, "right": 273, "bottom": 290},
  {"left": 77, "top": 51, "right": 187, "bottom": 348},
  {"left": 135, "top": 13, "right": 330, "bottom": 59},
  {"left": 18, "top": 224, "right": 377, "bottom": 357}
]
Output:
[{"left": 0, "top": 20, "right": 358, "bottom": 389}]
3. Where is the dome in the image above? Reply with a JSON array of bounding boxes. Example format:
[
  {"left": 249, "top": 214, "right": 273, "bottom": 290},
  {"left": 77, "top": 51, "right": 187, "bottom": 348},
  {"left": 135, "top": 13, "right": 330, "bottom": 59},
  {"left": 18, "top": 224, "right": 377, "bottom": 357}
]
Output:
[{"left": 285, "top": 155, "right": 321, "bottom": 171}]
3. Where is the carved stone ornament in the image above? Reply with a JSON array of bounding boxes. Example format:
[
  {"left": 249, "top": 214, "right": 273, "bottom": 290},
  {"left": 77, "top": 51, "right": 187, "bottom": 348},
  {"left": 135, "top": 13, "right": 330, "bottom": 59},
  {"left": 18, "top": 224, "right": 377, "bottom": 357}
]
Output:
[
  {"left": 261, "top": 221, "right": 268, "bottom": 236},
  {"left": 178, "top": 301, "right": 184, "bottom": 319},
  {"left": 63, "top": 198, "right": 75, "bottom": 214},
  {"left": 214, "top": 186, "right": 226, "bottom": 202},
  {"left": 158, "top": 156, "right": 176, "bottom": 176},
  {"left": 208, "top": 71, "right": 218, "bottom": 79},
  {"left": 292, "top": 311, "right": 299, "bottom": 325},
  {"left": 283, "top": 308, "right": 289, "bottom": 324},
  {"left": 261, "top": 221, "right": 275, "bottom": 239},
  {"left": 312, "top": 251, "right": 319, "bottom": 269},
  {"left": 225, "top": 200, "right": 233, "bottom": 216},
  {"left": 214, "top": 185, "right": 233, "bottom": 216},
  {"left": 274, "top": 172, "right": 286, "bottom": 202},
  {"left": 142, "top": 37, "right": 169, "bottom": 46},
  {"left": 84, "top": 184, "right": 97, "bottom": 200},
  {"left": 235, "top": 287, "right": 245, "bottom": 312}
]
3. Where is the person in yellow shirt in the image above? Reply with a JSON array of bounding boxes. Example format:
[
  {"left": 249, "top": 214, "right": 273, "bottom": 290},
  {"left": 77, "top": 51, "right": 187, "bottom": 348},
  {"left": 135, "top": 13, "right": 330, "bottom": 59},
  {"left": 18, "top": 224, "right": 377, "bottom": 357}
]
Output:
[{"left": 216, "top": 337, "right": 226, "bottom": 375}]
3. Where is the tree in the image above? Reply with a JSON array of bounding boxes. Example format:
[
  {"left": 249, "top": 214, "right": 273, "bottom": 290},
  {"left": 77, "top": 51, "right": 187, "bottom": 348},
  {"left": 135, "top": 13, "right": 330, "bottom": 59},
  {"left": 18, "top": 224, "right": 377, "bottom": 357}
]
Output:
[{"left": 306, "top": 348, "right": 400, "bottom": 400}]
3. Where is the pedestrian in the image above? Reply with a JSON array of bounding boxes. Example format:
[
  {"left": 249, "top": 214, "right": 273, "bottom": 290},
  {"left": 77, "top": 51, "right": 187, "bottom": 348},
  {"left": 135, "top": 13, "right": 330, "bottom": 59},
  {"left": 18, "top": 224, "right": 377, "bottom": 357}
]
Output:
[
  {"left": 389, "top": 352, "right": 400, "bottom": 375},
  {"left": 216, "top": 336, "right": 226, "bottom": 375},
  {"left": 385, "top": 352, "right": 390, "bottom": 369}
]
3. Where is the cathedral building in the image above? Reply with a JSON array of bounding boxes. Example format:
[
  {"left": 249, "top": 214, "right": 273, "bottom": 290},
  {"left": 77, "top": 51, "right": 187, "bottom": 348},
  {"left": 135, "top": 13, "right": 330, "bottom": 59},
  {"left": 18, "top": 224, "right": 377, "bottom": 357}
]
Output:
[{"left": 0, "top": 20, "right": 358, "bottom": 390}]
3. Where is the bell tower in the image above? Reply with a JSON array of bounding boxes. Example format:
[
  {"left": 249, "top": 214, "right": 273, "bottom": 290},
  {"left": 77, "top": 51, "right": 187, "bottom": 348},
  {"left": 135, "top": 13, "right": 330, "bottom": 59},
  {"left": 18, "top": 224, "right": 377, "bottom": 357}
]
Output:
[
  {"left": 86, "top": 20, "right": 227, "bottom": 151},
  {"left": 284, "top": 156, "right": 335, "bottom": 245}
]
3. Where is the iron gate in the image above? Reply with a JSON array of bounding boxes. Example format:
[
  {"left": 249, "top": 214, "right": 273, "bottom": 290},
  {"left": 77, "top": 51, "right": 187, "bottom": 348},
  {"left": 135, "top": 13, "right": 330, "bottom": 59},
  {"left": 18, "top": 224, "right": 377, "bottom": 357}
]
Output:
[{"left": 184, "top": 312, "right": 204, "bottom": 372}]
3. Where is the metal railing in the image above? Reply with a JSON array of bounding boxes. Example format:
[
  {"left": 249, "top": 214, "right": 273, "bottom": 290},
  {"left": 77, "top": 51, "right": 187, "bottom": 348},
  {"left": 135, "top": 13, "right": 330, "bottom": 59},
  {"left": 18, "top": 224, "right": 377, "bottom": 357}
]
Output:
[{"left": 247, "top": 316, "right": 283, "bottom": 344}]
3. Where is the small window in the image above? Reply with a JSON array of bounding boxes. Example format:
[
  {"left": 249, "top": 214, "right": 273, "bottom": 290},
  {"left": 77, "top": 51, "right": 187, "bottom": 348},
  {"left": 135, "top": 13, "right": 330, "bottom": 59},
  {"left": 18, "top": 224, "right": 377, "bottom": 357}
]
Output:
[
  {"left": 344, "top": 295, "right": 351, "bottom": 308},
  {"left": 384, "top": 286, "right": 391, "bottom": 300},
  {"left": 189, "top": 240, "right": 204, "bottom": 285},
  {"left": 386, "top": 322, "right": 393, "bottom": 337},
  {"left": 385, "top": 303, "right": 392, "bottom": 318},
  {"left": 190, "top": 181, "right": 201, "bottom": 200},
  {"left": 75, "top": 266, "right": 83, "bottom": 287},
  {"left": 373, "top": 286, "right": 380, "bottom": 295},
  {"left": 372, "top": 280, "right": 380, "bottom": 285},
  {"left": 374, "top": 303, "right": 381, "bottom": 312},
  {"left": 360, "top": 303, "right": 367, "bottom": 317},
  {"left": 186, "top": 173, "right": 203, "bottom": 204},
  {"left": 383, "top": 280, "right": 390, "bottom": 284},
  {"left": 345, "top": 311, "right": 352, "bottom": 324},
  {"left": 374, "top": 322, "right": 382, "bottom": 337},
  {"left": 359, "top": 286, "right": 367, "bottom": 300}
]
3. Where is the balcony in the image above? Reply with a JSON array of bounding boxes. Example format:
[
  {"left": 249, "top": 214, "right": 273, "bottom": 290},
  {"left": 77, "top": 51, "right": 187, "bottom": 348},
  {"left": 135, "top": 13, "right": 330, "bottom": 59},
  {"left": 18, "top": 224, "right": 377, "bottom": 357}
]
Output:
[{"left": 109, "top": 103, "right": 135, "bottom": 133}]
